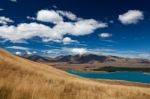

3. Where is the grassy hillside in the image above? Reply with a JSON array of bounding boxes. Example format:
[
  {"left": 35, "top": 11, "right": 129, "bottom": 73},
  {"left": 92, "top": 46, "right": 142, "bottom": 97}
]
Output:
[{"left": 0, "top": 49, "right": 150, "bottom": 99}]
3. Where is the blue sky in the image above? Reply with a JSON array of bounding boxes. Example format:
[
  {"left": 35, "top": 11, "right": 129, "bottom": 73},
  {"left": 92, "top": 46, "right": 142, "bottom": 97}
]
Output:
[{"left": 0, "top": 0, "right": 150, "bottom": 59}]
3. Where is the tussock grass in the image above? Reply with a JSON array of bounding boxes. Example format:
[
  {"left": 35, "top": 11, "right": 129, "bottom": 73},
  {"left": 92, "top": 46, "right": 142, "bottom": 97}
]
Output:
[{"left": 0, "top": 49, "right": 150, "bottom": 99}]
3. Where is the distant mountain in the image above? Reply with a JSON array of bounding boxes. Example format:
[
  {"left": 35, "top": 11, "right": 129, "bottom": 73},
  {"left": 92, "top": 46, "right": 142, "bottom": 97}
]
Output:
[
  {"left": 53, "top": 54, "right": 118, "bottom": 64},
  {"left": 20, "top": 53, "right": 117, "bottom": 63},
  {"left": 21, "top": 54, "right": 54, "bottom": 62},
  {"left": 20, "top": 53, "right": 150, "bottom": 64}
]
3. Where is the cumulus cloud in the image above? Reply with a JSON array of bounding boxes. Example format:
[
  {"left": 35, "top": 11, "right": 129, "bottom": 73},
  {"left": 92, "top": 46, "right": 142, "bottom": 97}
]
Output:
[
  {"left": 37, "top": 10, "right": 63, "bottom": 24},
  {"left": 0, "top": 16, "right": 14, "bottom": 25},
  {"left": 118, "top": 10, "right": 144, "bottom": 25},
  {"left": 71, "top": 48, "right": 87, "bottom": 55},
  {"left": 71, "top": 19, "right": 107, "bottom": 35},
  {"left": 0, "top": 21, "right": 106, "bottom": 43},
  {"left": 27, "top": 16, "right": 36, "bottom": 20},
  {"left": 62, "top": 37, "right": 78, "bottom": 44},
  {"left": 0, "top": 9, "right": 107, "bottom": 43},
  {"left": 26, "top": 51, "right": 32, "bottom": 55},
  {"left": 7, "top": 46, "right": 39, "bottom": 55},
  {"left": 6, "top": 46, "right": 29, "bottom": 50},
  {"left": 52, "top": 19, "right": 107, "bottom": 37},
  {"left": 42, "top": 48, "right": 88, "bottom": 56},
  {"left": 57, "top": 10, "right": 78, "bottom": 21},
  {"left": 0, "top": 22, "right": 60, "bottom": 43},
  {"left": 99, "top": 33, "right": 112, "bottom": 38},
  {"left": 15, "top": 51, "right": 21, "bottom": 55},
  {"left": 0, "top": 22, "right": 69, "bottom": 43},
  {"left": 36, "top": 10, "right": 107, "bottom": 34},
  {"left": 37, "top": 10, "right": 79, "bottom": 23},
  {"left": 33, "top": 51, "right": 37, "bottom": 54}
]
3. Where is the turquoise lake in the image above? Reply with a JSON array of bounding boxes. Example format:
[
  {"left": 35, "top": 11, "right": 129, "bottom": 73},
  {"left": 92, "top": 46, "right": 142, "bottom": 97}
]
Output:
[{"left": 66, "top": 70, "right": 150, "bottom": 84}]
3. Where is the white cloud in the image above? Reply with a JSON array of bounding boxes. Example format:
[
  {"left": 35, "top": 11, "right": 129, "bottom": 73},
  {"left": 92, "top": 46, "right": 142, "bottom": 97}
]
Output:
[
  {"left": 37, "top": 10, "right": 63, "bottom": 24},
  {"left": 0, "top": 16, "right": 14, "bottom": 25},
  {"left": 42, "top": 48, "right": 88, "bottom": 56},
  {"left": 62, "top": 37, "right": 78, "bottom": 44},
  {"left": 6, "top": 46, "right": 29, "bottom": 50},
  {"left": 71, "top": 48, "right": 87, "bottom": 55},
  {"left": 10, "top": 0, "right": 17, "bottom": 2},
  {"left": 0, "top": 21, "right": 106, "bottom": 43},
  {"left": 37, "top": 10, "right": 79, "bottom": 23},
  {"left": 7, "top": 46, "right": 38, "bottom": 55},
  {"left": 138, "top": 53, "right": 150, "bottom": 59},
  {"left": 15, "top": 51, "right": 21, "bottom": 55},
  {"left": 99, "top": 33, "right": 112, "bottom": 38},
  {"left": 53, "top": 19, "right": 107, "bottom": 37},
  {"left": 72, "top": 19, "right": 107, "bottom": 35},
  {"left": 118, "top": 10, "right": 144, "bottom": 25},
  {"left": 27, "top": 16, "right": 36, "bottom": 20},
  {"left": 0, "top": 22, "right": 57, "bottom": 43},
  {"left": 26, "top": 51, "right": 32, "bottom": 55},
  {"left": 33, "top": 51, "right": 37, "bottom": 54},
  {"left": 0, "top": 10, "right": 107, "bottom": 43},
  {"left": 57, "top": 10, "right": 78, "bottom": 21}
]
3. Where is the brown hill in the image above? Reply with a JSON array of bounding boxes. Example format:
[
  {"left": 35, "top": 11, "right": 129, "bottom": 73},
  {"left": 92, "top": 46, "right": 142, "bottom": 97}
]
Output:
[{"left": 0, "top": 49, "right": 150, "bottom": 99}]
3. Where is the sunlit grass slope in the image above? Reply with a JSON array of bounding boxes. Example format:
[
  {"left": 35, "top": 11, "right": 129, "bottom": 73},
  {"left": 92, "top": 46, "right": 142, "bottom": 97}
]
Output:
[{"left": 0, "top": 49, "right": 150, "bottom": 99}]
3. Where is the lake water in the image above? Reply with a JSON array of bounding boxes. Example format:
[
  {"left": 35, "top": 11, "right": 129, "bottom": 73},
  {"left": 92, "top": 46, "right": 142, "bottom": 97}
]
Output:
[{"left": 66, "top": 70, "right": 150, "bottom": 84}]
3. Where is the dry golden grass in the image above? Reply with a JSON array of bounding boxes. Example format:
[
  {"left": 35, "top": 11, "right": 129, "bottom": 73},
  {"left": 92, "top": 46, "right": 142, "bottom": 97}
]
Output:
[{"left": 0, "top": 49, "right": 150, "bottom": 99}]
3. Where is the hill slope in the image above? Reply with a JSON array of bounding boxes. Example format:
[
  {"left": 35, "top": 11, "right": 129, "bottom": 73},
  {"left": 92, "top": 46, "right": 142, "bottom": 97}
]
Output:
[{"left": 0, "top": 49, "right": 150, "bottom": 99}]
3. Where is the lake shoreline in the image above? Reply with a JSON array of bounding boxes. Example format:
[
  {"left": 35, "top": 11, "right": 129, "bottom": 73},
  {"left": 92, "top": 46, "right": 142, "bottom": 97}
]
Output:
[
  {"left": 92, "top": 66, "right": 150, "bottom": 73},
  {"left": 65, "top": 69, "right": 150, "bottom": 88},
  {"left": 46, "top": 63, "right": 150, "bottom": 87},
  {"left": 63, "top": 67, "right": 150, "bottom": 74},
  {"left": 47, "top": 62, "right": 150, "bottom": 73}
]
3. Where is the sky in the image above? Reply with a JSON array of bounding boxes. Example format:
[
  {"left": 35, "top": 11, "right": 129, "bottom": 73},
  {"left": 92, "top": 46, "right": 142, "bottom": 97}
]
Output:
[{"left": 0, "top": 0, "right": 150, "bottom": 59}]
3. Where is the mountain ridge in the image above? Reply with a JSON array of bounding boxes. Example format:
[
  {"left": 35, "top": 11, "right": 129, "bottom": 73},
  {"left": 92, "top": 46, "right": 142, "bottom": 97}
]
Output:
[{"left": 20, "top": 53, "right": 150, "bottom": 64}]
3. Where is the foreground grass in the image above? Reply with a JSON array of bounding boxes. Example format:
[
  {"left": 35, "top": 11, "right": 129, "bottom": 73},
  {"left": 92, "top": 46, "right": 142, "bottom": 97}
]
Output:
[{"left": 0, "top": 49, "right": 150, "bottom": 99}]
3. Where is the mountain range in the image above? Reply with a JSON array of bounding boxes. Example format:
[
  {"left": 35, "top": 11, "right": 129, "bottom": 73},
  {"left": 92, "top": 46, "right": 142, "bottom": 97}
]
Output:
[{"left": 21, "top": 53, "right": 150, "bottom": 64}]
